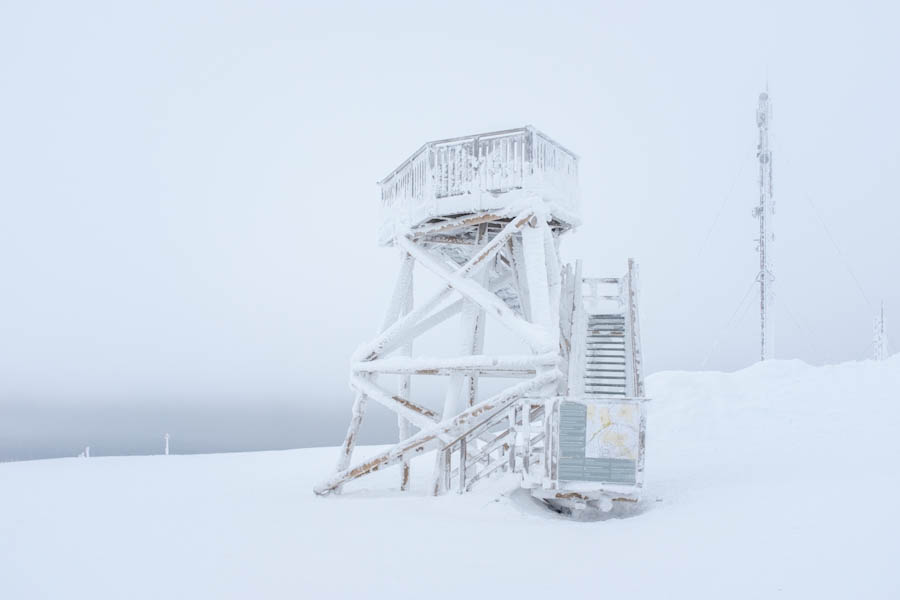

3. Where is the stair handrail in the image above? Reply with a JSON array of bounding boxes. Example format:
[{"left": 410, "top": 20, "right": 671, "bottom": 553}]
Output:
[{"left": 625, "top": 258, "right": 645, "bottom": 397}]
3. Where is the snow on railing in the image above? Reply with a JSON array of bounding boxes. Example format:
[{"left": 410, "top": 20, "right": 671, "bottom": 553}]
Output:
[
  {"left": 580, "top": 260, "right": 644, "bottom": 397},
  {"left": 378, "top": 126, "right": 579, "bottom": 244},
  {"left": 440, "top": 397, "right": 545, "bottom": 494},
  {"left": 582, "top": 276, "right": 624, "bottom": 312}
]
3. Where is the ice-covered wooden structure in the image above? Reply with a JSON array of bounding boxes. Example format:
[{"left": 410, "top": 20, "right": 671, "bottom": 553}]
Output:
[{"left": 314, "top": 126, "right": 647, "bottom": 511}]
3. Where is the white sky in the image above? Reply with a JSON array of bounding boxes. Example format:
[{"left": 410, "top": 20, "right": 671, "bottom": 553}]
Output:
[{"left": 1, "top": 1, "right": 897, "bottom": 458}]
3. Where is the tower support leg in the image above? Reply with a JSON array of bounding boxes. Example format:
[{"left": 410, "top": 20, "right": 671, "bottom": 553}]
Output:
[
  {"left": 333, "top": 251, "right": 414, "bottom": 493},
  {"left": 397, "top": 258, "right": 414, "bottom": 490}
]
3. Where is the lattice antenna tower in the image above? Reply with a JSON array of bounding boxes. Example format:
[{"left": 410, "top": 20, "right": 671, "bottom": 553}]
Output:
[
  {"left": 874, "top": 301, "right": 888, "bottom": 361},
  {"left": 754, "top": 91, "right": 775, "bottom": 361}
]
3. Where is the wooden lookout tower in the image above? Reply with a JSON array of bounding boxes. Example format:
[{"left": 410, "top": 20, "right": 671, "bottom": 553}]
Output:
[{"left": 315, "top": 126, "right": 648, "bottom": 512}]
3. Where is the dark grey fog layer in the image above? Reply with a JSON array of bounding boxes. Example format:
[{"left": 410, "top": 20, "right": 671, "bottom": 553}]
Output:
[{"left": 0, "top": 399, "right": 401, "bottom": 462}]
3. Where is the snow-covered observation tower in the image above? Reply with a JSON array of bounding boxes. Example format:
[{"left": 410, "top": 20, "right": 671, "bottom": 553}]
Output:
[{"left": 314, "top": 126, "right": 648, "bottom": 512}]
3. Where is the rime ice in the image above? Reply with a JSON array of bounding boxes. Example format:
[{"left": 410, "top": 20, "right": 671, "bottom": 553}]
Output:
[{"left": 318, "top": 127, "right": 648, "bottom": 512}]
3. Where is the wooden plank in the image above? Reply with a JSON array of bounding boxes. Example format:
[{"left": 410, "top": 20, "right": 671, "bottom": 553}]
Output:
[
  {"left": 410, "top": 211, "right": 508, "bottom": 238},
  {"left": 333, "top": 252, "right": 415, "bottom": 492},
  {"left": 356, "top": 213, "right": 529, "bottom": 363},
  {"left": 350, "top": 375, "right": 438, "bottom": 431},
  {"left": 399, "top": 233, "right": 552, "bottom": 354},
  {"left": 458, "top": 437, "right": 467, "bottom": 494},
  {"left": 314, "top": 371, "right": 558, "bottom": 496},
  {"left": 353, "top": 353, "right": 557, "bottom": 376},
  {"left": 397, "top": 252, "right": 414, "bottom": 491}
]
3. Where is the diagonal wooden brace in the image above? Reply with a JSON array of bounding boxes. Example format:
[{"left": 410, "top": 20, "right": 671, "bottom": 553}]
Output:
[
  {"left": 314, "top": 370, "right": 560, "bottom": 496},
  {"left": 398, "top": 236, "right": 553, "bottom": 354},
  {"left": 349, "top": 375, "right": 438, "bottom": 431},
  {"left": 354, "top": 212, "right": 532, "bottom": 362}
]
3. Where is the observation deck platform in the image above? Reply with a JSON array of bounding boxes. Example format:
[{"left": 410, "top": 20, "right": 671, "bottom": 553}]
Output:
[{"left": 378, "top": 126, "right": 580, "bottom": 245}]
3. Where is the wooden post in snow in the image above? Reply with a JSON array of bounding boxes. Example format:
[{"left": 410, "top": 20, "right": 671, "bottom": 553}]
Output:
[
  {"left": 397, "top": 253, "right": 414, "bottom": 490},
  {"left": 334, "top": 252, "right": 414, "bottom": 492}
]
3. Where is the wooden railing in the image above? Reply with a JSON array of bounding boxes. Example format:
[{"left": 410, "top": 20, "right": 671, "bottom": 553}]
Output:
[
  {"left": 439, "top": 399, "right": 546, "bottom": 494},
  {"left": 579, "top": 260, "right": 644, "bottom": 397},
  {"left": 379, "top": 127, "right": 579, "bottom": 243},
  {"left": 624, "top": 259, "right": 645, "bottom": 397}
]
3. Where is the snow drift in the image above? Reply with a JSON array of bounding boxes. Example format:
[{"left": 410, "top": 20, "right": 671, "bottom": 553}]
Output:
[{"left": 1, "top": 357, "right": 898, "bottom": 599}]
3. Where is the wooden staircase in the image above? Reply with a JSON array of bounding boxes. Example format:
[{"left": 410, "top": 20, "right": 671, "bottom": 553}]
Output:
[{"left": 584, "top": 313, "right": 627, "bottom": 397}]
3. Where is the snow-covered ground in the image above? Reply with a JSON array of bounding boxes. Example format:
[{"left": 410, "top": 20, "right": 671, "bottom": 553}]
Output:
[{"left": 2, "top": 357, "right": 898, "bottom": 599}]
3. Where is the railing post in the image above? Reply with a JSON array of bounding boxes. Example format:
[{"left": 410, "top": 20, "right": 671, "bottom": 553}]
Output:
[
  {"left": 508, "top": 406, "right": 517, "bottom": 473},
  {"left": 627, "top": 258, "right": 644, "bottom": 397},
  {"left": 444, "top": 446, "right": 452, "bottom": 492},
  {"left": 458, "top": 437, "right": 467, "bottom": 494},
  {"left": 521, "top": 401, "right": 531, "bottom": 475}
]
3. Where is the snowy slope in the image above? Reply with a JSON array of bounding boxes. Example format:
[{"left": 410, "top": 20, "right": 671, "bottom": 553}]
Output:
[{"left": 1, "top": 357, "right": 898, "bottom": 599}]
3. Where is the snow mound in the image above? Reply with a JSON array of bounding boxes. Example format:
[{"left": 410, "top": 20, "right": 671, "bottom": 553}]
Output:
[{"left": 1, "top": 357, "right": 898, "bottom": 599}]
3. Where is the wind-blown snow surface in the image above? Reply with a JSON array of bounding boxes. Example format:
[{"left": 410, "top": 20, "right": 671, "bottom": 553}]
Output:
[{"left": 2, "top": 358, "right": 898, "bottom": 599}]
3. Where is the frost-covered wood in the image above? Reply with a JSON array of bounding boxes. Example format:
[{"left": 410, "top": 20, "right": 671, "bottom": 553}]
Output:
[
  {"left": 354, "top": 353, "right": 557, "bottom": 376},
  {"left": 318, "top": 127, "right": 648, "bottom": 509},
  {"left": 378, "top": 127, "right": 580, "bottom": 246},
  {"left": 314, "top": 372, "right": 558, "bottom": 496},
  {"left": 397, "top": 254, "right": 414, "bottom": 490}
]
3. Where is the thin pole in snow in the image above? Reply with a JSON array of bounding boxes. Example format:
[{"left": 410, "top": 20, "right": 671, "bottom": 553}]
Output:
[{"left": 874, "top": 301, "right": 888, "bottom": 361}]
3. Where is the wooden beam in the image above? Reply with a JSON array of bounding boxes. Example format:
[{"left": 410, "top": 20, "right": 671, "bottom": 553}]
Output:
[
  {"left": 314, "top": 370, "right": 559, "bottom": 496},
  {"left": 410, "top": 211, "right": 508, "bottom": 238},
  {"left": 398, "top": 235, "right": 552, "bottom": 354},
  {"left": 397, "top": 259, "right": 414, "bottom": 491},
  {"left": 353, "top": 353, "right": 558, "bottom": 376},
  {"left": 333, "top": 252, "right": 415, "bottom": 491},
  {"left": 521, "top": 219, "right": 552, "bottom": 332},
  {"left": 350, "top": 375, "right": 438, "bottom": 431},
  {"left": 354, "top": 212, "right": 530, "bottom": 363},
  {"left": 458, "top": 437, "right": 467, "bottom": 494}
]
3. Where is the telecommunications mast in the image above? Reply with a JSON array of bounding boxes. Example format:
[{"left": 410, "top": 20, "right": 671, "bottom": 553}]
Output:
[
  {"left": 874, "top": 302, "right": 888, "bottom": 361},
  {"left": 754, "top": 92, "right": 775, "bottom": 361}
]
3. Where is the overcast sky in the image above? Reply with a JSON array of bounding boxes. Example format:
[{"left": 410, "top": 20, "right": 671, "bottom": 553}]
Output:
[{"left": 1, "top": 1, "right": 897, "bottom": 460}]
